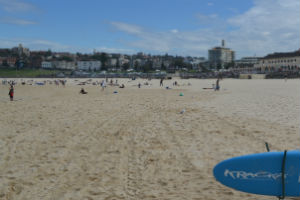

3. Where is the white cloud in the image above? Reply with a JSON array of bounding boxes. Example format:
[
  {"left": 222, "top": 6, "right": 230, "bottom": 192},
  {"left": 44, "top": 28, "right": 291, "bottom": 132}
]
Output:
[
  {"left": 110, "top": 21, "right": 143, "bottom": 35},
  {"left": 0, "top": 38, "right": 135, "bottom": 54},
  {"left": 110, "top": 21, "right": 220, "bottom": 56},
  {"left": 0, "top": 17, "right": 36, "bottom": 25},
  {"left": 196, "top": 13, "right": 219, "bottom": 25},
  {"left": 207, "top": 2, "right": 214, "bottom": 6},
  {"left": 0, "top": 38, "right": 72, "bottom": 52},
  {"left": 109, "top": 0, "right": 299, "bottom": 58},
  {"left": 0, "top": 0, "right": 36, "bottom": 12},
  {"left": 30, "top": 40, "right": 70, "bottom": 50},
  {"left": 170, "top": 29, "right": 178, "bottom": 34},
  {"left": 227, "top": 0, "right": 300, "bottom": 57},
  {"left": 94, "top": 47, "right": 135, "bottom": 54}
]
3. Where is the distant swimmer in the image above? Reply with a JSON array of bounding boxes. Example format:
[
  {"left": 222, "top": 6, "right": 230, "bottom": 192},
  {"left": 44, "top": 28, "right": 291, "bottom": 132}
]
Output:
[{"left": 8, "top": 85, "right": 14, "bottom": 101}]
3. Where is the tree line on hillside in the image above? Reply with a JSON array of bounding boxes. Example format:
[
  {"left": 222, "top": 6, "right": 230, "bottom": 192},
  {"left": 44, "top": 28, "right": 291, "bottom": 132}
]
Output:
[{"left": 0, "top": 48, "right": 208, "bottom": 72}]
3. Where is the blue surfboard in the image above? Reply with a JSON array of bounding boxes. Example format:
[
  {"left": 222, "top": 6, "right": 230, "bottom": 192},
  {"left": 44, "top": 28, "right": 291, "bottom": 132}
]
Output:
[{"left": 213, "top": 151, "right": 300, "bottom": 197}]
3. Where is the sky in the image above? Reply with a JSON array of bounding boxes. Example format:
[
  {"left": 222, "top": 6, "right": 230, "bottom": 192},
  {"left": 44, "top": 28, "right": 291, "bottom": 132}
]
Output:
[{"left": 0, "top": 0, "right": 299, "bottom": 59}]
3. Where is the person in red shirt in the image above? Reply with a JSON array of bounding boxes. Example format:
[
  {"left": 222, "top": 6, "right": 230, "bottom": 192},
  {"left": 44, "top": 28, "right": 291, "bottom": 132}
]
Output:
[{"left": 8, "top": 85, "right": 14, "bottom": 101}]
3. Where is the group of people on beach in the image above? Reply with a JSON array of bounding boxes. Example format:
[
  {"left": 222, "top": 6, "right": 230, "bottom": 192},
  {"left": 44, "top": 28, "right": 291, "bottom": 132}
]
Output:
[
  {"left": 79, "top": 79, "right": 127, "bottom": 94},
  {"left": 4, "top": 77, "right": 220, "bottom": 101}
]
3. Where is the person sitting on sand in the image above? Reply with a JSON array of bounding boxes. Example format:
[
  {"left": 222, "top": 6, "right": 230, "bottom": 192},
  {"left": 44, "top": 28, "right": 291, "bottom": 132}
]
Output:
[
  {"left": 119, "top": 84, "right": 125, "bottom": 88},
  {"left": 79, "top": 88, "right": 87, "bottom": 94}
]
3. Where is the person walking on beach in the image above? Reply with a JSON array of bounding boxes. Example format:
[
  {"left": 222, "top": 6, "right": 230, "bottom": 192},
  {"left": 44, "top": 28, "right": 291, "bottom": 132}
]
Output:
[
  {"left": 101, "top": 80, "right": 106, "bottom": 91},
  {"left": 8, "top": 85, "right": 14, "bottom": 101},
  {"left": 160, "top": 78, "right": 164, "bottom": 87},
  {"left": 215, "top": 78, "right": 220, "bottom": 91}
]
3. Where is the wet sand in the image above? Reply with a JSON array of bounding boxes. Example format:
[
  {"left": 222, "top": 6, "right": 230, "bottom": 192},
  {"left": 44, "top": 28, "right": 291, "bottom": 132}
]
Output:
[{"left": 0, "top": 78, "right": 299, "bottom": 200}]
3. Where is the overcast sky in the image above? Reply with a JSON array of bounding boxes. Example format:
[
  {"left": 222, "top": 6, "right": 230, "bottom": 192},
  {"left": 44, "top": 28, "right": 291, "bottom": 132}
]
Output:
[{"left": 0, "top": 0, "right": 299, "bottom": 58}]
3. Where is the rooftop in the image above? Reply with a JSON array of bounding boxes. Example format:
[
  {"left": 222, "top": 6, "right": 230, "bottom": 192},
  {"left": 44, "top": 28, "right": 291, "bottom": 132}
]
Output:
[{"left": 264, "top": 49, "right": 300, "bottom": 59}]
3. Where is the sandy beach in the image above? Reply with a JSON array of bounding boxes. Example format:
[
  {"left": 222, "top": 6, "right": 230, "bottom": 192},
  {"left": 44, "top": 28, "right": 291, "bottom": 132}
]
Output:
[{"left": 0, "top": 78, "right": 300, "bottom": 200}]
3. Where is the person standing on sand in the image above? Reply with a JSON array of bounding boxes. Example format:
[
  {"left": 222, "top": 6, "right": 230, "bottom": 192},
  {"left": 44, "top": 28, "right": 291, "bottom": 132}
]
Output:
[
  {"left": 215, "top": 78, "right": 220, "bottom": 91},
  {"left": 101, "top": 80, "right": 106, "bottom": 91},
  {"left": 8, "top": 85, "right": 14, "bottom": 101},
  {"left": 284, "top": 74, "right": 287, "bottom": 82},
  {"left": 160, "top": 78, "right": 164, "bottom": 87}
]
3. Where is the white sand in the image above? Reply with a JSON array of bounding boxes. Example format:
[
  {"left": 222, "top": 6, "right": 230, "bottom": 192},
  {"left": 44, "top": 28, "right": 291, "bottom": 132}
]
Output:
[{"left": 0, "top": 78, "right": 299, "bottom": 200}]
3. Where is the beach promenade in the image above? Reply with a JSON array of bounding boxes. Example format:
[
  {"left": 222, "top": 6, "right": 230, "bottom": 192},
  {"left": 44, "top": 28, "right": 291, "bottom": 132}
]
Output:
[{"left": 0, "top": 78, "right": 299, "bottom": 200}]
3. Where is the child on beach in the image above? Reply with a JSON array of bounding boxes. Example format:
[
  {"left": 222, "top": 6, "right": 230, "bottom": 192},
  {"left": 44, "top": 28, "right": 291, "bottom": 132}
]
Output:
[{"left": 8, "top": 85, "right": 14, "bottom": 101}]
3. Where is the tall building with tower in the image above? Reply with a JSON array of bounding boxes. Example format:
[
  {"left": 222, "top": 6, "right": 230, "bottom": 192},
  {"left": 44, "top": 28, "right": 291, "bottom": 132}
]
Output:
[
  {"left": 208, "top": 40, "right": 235, "bottom": 69},
  {"left": 12, "top": 43, "right": 30, "bottom": 57}
]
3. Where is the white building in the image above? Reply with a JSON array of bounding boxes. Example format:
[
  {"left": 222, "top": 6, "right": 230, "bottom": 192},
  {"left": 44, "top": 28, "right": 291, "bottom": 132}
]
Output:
[
  {"left": 119, "top": 57, "right": 129, "bottom": 66},
  {"left": 254, "top": 50, "right": 300, "bottom": 72},
  {"left": 109, "top": 58, "right": 117, "bottom": 67},
  {"left": 12, "top": 44, "right": 30, "bottom": 57},
  {"left": 77, "top": 61, "right": 101, "bottom": 71},
  {"left": 208, "top": 40, "right": 235, "bottom": 68},
  {"left": 235, "top": 57, "right": 260, "bottom": 68},
  {"left": 52, "top": 61, "right": 77, "bottom": 70},
  {"left": 41, "top": 61, "right": 53, "bottom": 69}
]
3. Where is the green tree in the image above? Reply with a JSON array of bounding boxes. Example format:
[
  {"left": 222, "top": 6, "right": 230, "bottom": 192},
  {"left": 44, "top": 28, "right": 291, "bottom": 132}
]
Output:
[
  {"left": 161, "top": 62, "right": 166, "bottom": 70},
  {"left": 172, "top": 56, "right": 184, "bottom": 68},
  {"left": 143, "top": 60, "right": 153, "bottom": 72},
  {"left": 100, "top": 53, "right": 108, "bottom": 70},
  {"left": 224, "top": 62, "right": 235, "bottom": 69},
  {"left": 134, "top": 61, "right": 139, "bottom": 71},
  {"left": 46, "top": 49, "right": 52, "bottom": 57},
  {"left": 3, "top": 60, "right": 8, "bottom": 67},
  {"left": 59, "top": 56, "right": 73, "bottom": 62},
  {"left": 116, "top": 59, "right": 120, "bottom": 69},
  {"left": 122, "top": 63, "right": 130, "bottom": 71},
  {"left": 216, "top": 63, "right": 222, "bottom": 70}
]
